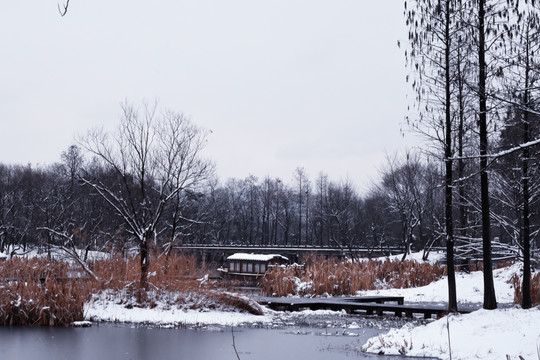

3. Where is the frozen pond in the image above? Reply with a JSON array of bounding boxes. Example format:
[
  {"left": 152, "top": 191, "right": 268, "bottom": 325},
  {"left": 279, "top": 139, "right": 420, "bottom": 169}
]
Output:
[{"left": 0, "top": 322, "right": 427, "bottom": 360}]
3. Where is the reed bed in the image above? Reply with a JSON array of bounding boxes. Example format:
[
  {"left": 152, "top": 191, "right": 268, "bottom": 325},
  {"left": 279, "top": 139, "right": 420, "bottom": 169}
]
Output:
[
  {"left": 260, "top": 254, "right": 446, "bottom": 297},
  {"left": 0, "top": 253, "right": 214, "bottom": 326},
  {"left": 0, "top": 258, "right": 89, "bottom": 326},
  {"left": 90, "top": 252, "right": 203, "bottom": 292},
  {"left": 0, "top": 252, "right": 451, "bottom": 326}
]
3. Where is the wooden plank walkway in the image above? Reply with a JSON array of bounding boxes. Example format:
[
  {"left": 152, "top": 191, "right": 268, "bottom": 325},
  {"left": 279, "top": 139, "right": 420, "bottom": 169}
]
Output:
[{"left": 257, "top": 296, "right": 472, "bottom": 319}]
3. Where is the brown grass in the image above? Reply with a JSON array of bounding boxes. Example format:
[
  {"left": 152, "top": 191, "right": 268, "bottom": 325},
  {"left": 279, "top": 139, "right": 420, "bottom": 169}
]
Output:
[
  {"left": 207, "top": 292, "right": 264, "bottom": 315},
  {"left": 0, "top": 253, "right": 213, "bottom": 326},
  {"left": 90, "top": 252, "right": 203, "bottom": 292},
  {"left": 0, "top": 252, "right": 450, "bottom": 326},
  {"left": 0, "top": 257, "right": 89, "bottom": 326},
  {"left": 510, "top": 272, "right": 540, "bottom": 306},
  {"left": 260, "top": 254, "right": 446, "bottom": 297}
]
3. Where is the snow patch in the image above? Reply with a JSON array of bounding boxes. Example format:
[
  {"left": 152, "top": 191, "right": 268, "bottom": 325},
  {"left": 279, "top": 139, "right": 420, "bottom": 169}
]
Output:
[
  {"left": 360, "top": 262, "right": 539, "bottom": 360},
  {"left": 356, "top": 261, "right": 520, "bottom": 305},
  {"left": 363, "top": 308, "right": 540, "bottom": 360},
  {"left": 71, "top": 321, "right": 92, "bottom": 327},
  {"left": 84, "top": 290, "right": 274, "bottom": 327}
]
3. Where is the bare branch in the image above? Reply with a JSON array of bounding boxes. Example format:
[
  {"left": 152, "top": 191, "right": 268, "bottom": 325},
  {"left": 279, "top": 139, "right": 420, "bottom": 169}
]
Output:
[
  {"left": 58, "top": 0, "right": 70, "bottom": 17},
  {"left": 37, "top": 227, "right": 99, "bottom": 281}
]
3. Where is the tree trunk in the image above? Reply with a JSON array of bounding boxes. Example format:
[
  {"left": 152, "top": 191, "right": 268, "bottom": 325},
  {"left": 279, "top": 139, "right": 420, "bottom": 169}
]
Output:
[
  {"left": 444, "top": 0, "right": 457, "bottom": 313},
  {"left": 140, "top": 235, "right": 150, "bottom": 289},
  {"left": 457, "top": 37, "right": 467, "bottom": 244},
  {"left": 521, "top": 33, "right": 532, "bottom": 309},
  {"left": 298, "top": 191, "right": 302, "bottom": 246},
  {"left": 478, "top": 0, "right": 497, "bottom": 310},
  {"left": 522, "top": 115, "right": 531, "bottom": 309}
]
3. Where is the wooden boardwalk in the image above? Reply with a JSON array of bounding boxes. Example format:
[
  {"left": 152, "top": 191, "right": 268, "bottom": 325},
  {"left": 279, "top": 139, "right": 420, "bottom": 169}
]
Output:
[{"left": 257, "top": 296, "right": 472, "bottom": 319}]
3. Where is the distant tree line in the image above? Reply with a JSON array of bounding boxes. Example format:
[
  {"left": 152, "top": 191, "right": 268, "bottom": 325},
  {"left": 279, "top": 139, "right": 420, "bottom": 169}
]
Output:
[
  {"left": 1, "top": 130, "right": 538, "bottom": 261},
  {"left": 0, "top": 151, "right": 434, "bottom": 255}
]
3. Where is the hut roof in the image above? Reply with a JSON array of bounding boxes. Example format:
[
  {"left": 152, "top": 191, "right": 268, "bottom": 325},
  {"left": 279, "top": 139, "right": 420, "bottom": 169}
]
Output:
[{"left": 226, "top": 253, "right": 289, "bottom": 262}]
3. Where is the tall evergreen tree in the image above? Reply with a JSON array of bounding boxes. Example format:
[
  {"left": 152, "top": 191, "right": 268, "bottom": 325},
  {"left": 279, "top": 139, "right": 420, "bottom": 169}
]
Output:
[
  {"left": 404, "top": 0, "right": 459, "bottom": 312},
  {"left": 496, "top": 1, "right": 540, "bottom": 308},
  {"left": 477, "top": 0, "right": 497, "bottom": 310}
]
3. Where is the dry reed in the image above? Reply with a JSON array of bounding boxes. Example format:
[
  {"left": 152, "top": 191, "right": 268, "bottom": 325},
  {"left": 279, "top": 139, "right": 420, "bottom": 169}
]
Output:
[
  {"left": 90, "top": 252, "right": 203, "bottom": 291},
  {"left": 510, "top": 272, "right": 540, "bottom": 306},
  {"left": 206, "top": 292, "right": 264, "bottom": 315},
  {"left": 261, "top": 254, "right": 446, "bottom": 297},
  {"left": 0, "top": 252, "right": 452, "bottom": 325},
  {"left": 0, "top": 257, "right": 88, "bottom": 326},
  {"left": 0, "top": 253, "right": 215, "bottom": 326}
]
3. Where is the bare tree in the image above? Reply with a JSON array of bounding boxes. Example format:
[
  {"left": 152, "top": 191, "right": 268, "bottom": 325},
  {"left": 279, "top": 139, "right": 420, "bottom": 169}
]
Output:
[
  {"left": 314, "top": 173, "right": 329, "bottom": 247},
  {"left": 325, "top": 179, "right": 360, "bottom": 255},
  {"left": 79, "top": 101, "right": 213, "bottom": 289},
  {"left": 294, "top": 167, "right": 310, "bottom": 245},
  {"left": 378, "top": 153, "right": 434, "bottom": 260}
]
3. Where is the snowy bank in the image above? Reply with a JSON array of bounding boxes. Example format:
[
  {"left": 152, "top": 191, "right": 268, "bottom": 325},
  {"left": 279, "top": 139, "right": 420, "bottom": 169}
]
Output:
[
  {"left": 85, "top": 301, "right": 273, "bottom": 327},
  {"left": 361, "top": 261, "right": 540, "bottom": 360},
  {"left": 362, "top": 308, "right": 540, "bottom": 360},
  {"left": 380, "top": 250, "right": 446, "bottom": 265},
  {"left": 84, "top": 290, "right": 274, "bottom": 327},
  {"left": 356, "top": 261, "right": 519, "bottom": 305}
]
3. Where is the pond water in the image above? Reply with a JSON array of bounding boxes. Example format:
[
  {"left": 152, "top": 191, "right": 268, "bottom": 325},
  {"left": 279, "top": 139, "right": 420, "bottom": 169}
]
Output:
[{"left": 0, "top": 322, "right": 421, "bottom": 360}]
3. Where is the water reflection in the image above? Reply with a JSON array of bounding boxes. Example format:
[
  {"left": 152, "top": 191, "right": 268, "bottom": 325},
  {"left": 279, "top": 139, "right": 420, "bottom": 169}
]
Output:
[{"left": 0, "top": 324, "right": 411, "bottom": 360}]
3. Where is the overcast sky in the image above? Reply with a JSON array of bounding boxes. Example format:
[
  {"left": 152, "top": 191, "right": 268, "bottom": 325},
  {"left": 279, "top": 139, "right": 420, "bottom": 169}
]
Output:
[{"left": 1, "top": 1, "right": 416, "bottom": 192}]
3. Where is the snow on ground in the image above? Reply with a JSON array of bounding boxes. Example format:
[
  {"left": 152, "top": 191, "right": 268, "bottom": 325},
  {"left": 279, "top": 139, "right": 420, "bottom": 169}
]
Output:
[
  {"left": 83, "top": 289, "right": 356, "bottom": 328},
  {"left": 85, "top": 299, "right": 274, "bottom": 327},
  {"left": 356, "top": 260, "right": 519, "bottom": 305},
  {"left": 0, "top": 246, "right": 111, "bottom": 261},
  {"left": 84, "top": 290, "right": 275, "bottom": 327},
  {"left": 382, "top": 250, "right": 446, "bottom": 265},
  {"left": 362, "top": 308, "right": 540, "bottom": 360},
  {"left": 360, "top": 259, "right": 540, "bottom": 360}
]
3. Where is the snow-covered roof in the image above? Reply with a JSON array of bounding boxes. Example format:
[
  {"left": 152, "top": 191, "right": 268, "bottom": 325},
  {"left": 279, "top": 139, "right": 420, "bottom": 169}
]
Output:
[{"left": 226, "top": 253, "right": 289, "bottom": 262}]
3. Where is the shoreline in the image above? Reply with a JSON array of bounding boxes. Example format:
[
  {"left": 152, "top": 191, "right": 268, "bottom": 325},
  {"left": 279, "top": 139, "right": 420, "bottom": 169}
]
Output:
[{"left": 83, "top": 292, "right": 428, "bottom": 332}]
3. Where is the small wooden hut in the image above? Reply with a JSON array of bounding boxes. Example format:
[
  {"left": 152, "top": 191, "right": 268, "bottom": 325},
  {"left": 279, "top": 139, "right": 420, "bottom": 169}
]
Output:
[{"left": 218, "top": 253, "right": 289, "bottom": 281}]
